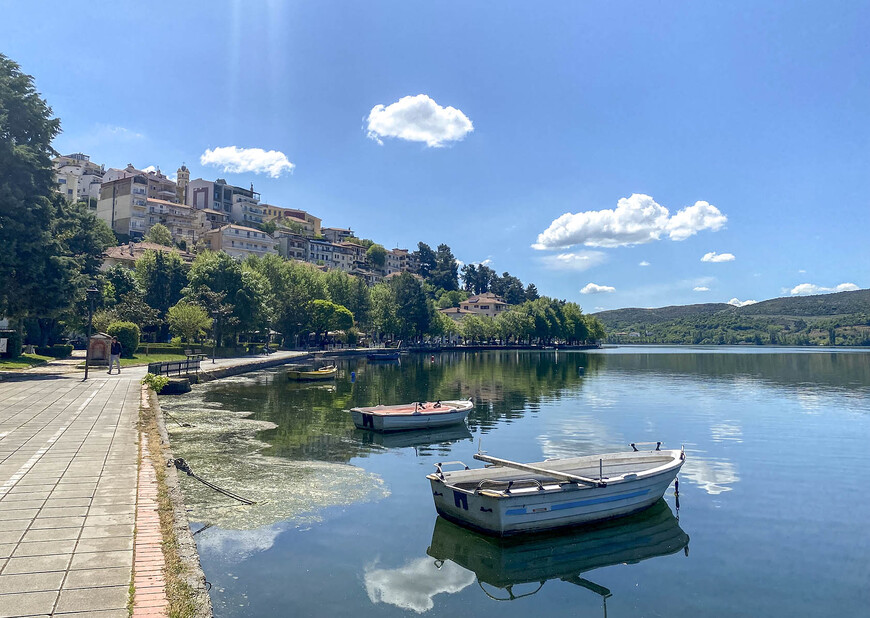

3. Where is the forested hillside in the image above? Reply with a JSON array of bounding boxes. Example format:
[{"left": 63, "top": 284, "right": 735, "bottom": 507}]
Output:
[{"left": 593, "top": 289, "right": 870, "bottom": 346}]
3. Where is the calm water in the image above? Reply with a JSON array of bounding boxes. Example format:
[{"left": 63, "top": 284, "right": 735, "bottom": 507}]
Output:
[{"left": 162, "top": 347, "right": 870, "bottom": 617}]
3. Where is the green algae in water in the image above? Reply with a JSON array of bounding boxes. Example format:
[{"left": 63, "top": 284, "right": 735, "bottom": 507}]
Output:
[{"left": 162, "top": 378, "right": 389, "bottom": 531}]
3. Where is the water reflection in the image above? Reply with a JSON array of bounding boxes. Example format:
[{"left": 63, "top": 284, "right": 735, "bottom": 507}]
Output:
[
  {"left": 424, "top": 500, "right": 688, "bottom": 606},
  {"left": 679, "top": 452, "right": 739, "bottom": 495},
  {"left": 363, "top": 557, "right": 475, "bottom": 614}
]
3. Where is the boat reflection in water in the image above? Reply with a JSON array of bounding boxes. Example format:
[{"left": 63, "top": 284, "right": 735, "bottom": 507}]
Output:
[
  {"left": 355, "top": 424, "right": 473, "bottom": 450},
  {"left": 427, "top": 499, "right": 688, "bottom": 606}
]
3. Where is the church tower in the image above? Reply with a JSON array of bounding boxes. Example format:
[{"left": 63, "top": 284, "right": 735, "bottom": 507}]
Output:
[{"left": 176, "top": 164, "right": 190, "bottom": 204}]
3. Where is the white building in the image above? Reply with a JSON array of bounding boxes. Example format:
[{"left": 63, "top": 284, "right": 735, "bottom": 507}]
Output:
[
  {"left": 53, "top": 153, "right": 104, "bottom": 203},
  {"left": 201, "top": 224, "right": 277, "bottom": 260},
  {"left": 96, "top": 165, "right": 178, "bottom": 240},
  {"left": 187, "top": 178, "right": 264, "bottom": 225}
]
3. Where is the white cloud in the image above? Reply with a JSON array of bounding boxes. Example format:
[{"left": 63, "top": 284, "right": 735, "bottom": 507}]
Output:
[
  {"left": 701, "top": 251, "right": 735, "bottom": 263},
  {"left": 96, "top": 124, "right": 144, "bottom": 140},
  {"left": 639, "top": 260, "right": 650, "bottom": 266},
  {"left": 540, "top": 251, "right": 607, "bottom": 272},
  {"left": 789, "top": 282, "right": 859, "bottom": 296},
  {"left": 798, "top": 269, "right": 806, "bottom": 274},
  {"left": 366, "top": 94, "right": 473, "bottom": 147},
  {"left": 666, "top": 201, "right": 728, "bottom": 241},
  {"left": 200, "top": 146, "right": 295, "bottom": 178},
  {"left": 728, "top": 298, "right": 758, "bottom": 307},
  {"left": 533, "top": 194, "right": 726, "bottom": 250},
  {"left": 694, "top": 286, "right": 710, "bottom": 292},
  {"left": 580, "top": 283, "right": 615, "bottom": 294},
  {"left": 364, "top": 557, "right": 474, "bottom": 613}
]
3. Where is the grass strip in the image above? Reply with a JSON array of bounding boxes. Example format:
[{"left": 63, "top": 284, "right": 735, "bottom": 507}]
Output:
[{"left": 140, "top": 387, "right": 205, "bottom": 618}]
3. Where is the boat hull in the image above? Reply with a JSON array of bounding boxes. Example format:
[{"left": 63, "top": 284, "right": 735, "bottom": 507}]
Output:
[
  {"left": 286, "top": 367, "right": 336, "bottom": 381},
  {"left": 351, "top": 400, "right": 472, "bottom": 432},
  {"left": 427, "top": 450, "right": 683, "bottom": 536}
]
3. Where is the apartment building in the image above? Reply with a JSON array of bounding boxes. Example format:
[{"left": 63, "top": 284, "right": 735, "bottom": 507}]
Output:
[
  {"left": 96, "top": 165, "right": 178, "bottom": 239},
  {"left": 145, "top": 199, "right": 203, "bottom": 245},
  {"left": 201, "top": 224, "right": 277, "bottom": 260},
  {"left": 322, "top": 227, "right": 354, "bottom": 243},
  {"left": 460, "top": 293, "right": 510, "bottom": 318},
  {"left": 53, "top": 153, "right": 104, "bottom": 203},
  {"left": 274, "top": 230, "right": 308, "bottom": 261},
  {"left": 187, "top": 178, "right": 260, "bottom": 221},
  {"left": 200, "top": 208, "right": 231, "bottom": 230},
  {"left": 385, "top": 248, "right": 411, "bottom": 275},
  {"left": 262, "top": 205, "right": 322, "bottom": 237}
]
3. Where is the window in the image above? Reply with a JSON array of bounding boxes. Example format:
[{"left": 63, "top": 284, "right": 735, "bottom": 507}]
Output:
[{"left": 58, "top": 178, "right": 66, "bottom": 184}]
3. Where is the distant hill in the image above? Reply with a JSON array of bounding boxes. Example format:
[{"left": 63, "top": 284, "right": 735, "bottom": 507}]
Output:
[{"left": 592, "top": 289, "right": 870, "bottom": 346}]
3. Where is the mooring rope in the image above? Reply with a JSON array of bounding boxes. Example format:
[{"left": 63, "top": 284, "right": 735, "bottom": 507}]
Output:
[{"left": 167, "top": 458, "right": 256, "bottom": 505}]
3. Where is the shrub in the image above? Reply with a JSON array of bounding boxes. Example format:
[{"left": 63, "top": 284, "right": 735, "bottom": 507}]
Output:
[
  {"left": 141, "top": 373, "right": 169, "bottom": 393},
  {"left": 0, "top": 329, "right": 22, "bottom": 358},
  {"left": 107, "top": 322, "right": 140, "bottom": 357},
  {"left": 35, "top": 344, "right": 73, "bottom": 358},
  {"left": 170, "top": 336, "right": 182, "bottom": 346}
]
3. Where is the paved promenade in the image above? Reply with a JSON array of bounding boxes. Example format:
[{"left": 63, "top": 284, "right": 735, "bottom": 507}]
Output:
[
  {"left": 0, "top": 351, "right": 309, "bottom": 617},
  {"left": 0, "top": 369, "right": 143, "bottom": 617}
]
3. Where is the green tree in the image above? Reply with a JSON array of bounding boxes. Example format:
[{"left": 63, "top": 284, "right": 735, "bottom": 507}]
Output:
[
  {"left": 0, "top": 54, "right": 60, "bottom": 319},
  {"left": 143, "top": 223, "right": 173, "bottom": 247},
  {"left": 309, "top": 299, "right": 354, "bottom": 343},
  {"left": 391, "top": 272, "right": 431, "bottom": 340},
  {"left": 135, "top": 250, "right": 187, "bottom": 336},
  {"left": 167, "top": 301, "right": 213, "bottom": 343},
  {"left": 525, "top": 283, "right": 540, "bottom": 301},
  {"left": 430, "top": 244, "right": 459, "bottom": 291},
  {"left": 412, "top": 242, "right": 437, "bottom": 279},
  {"left": 186, "top": 251, "right": 267, "bottom": 343},
  {"left": 103, "top": 265, "right": 141, "bottom": 305},
  {"left": 370, "top": 283, "right": 399, "bottom": 341},
  {"left": 366, "top": 243, "right": 387, "bottom": 269}
]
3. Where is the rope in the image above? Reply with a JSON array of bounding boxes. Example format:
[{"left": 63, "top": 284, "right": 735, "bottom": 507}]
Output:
[
  {"left": 167, "top": 458, "right": 256, "bottom": 505},
  {"left": 163, "top": 411, "right": 194, "bottom": 428}
]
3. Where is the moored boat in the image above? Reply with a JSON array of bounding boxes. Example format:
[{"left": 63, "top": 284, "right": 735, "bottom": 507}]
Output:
[
  {"left": 350, "top": 399, "right": 473, "bottom": 432},
  {"left": 427, "top": 499, "right": 688, "bottom": 594},
  {"left": 427, "top": 443, "right": 684, "bottom": 536},
  {"left": 286, "top": 365, "right": 337, "bottom": 381}
]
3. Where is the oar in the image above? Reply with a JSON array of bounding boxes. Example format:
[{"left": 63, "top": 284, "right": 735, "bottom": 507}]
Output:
[{"left": 473, "top": 453, "right": 605, "bottom": 487}]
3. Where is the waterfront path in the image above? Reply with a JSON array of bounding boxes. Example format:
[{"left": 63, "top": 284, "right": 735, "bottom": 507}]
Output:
[{"left": 0, "top": 351, "right": 309, "bottom": 617}]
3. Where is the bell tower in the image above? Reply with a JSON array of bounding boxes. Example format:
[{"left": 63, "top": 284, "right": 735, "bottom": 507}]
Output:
[{"left": 176, "top": 164, "right": 190, "bottom": 204}]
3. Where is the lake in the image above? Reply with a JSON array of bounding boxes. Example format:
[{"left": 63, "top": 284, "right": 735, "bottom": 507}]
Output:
[{"left": 161, "top": 347, "right": 870, "bottom": 617}]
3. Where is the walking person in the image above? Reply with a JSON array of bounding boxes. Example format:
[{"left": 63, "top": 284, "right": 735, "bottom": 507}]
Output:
[{"left": 108, "top": 337, "right": 122, "bottom": 374}]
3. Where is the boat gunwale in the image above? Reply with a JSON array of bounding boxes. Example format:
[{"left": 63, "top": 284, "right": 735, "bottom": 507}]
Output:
[
  {"left": 351, "top": 399, "right": 473, "bottom": 417},
  {"left": 427, "top": 449, "right": 683, "bottom": 496}
]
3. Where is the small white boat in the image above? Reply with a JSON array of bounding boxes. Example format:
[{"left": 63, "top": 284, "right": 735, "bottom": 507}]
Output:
[
  {"left": 350, "top": 399, "right": 473, "bottom": 432},
  {"left": 427, "top": 443, "right": 684, "bottom": 536},
  {"left": 287, "top": 365, "right": 337, "bottom": 381}
]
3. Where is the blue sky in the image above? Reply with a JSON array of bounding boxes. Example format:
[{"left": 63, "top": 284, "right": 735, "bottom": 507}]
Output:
[{"left": 5, "top": 1, "right": 868, "bottom": 311}]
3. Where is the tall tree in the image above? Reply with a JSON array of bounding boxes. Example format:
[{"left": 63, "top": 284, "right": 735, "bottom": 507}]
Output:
[
  {"left": 135, "top": 250, "right": 187, "bottom": 329},
  {"left": 390, "top": 272, "right": 431, "bottom": 340},
  {"left": 412, "top": 242, "right": 437, "bottom": 279},
  {"left": 430, "top": 243, "right": 459, "bottom": 291},
  {"left": 0, "top": 54, "right": 61, "bottom": 319}
]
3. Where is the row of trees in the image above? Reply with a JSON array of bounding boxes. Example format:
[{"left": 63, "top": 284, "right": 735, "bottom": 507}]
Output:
[{"left": 91, "top": 249, "right": 605, "bottom": 347}]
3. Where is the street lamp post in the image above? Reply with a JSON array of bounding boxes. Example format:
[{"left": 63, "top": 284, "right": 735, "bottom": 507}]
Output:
[
  {"left": 211, "top": 309, "right": 219, "bottom": 364},
  {"left": 83, "top": 286, "right": 99, "bottom": 380}
]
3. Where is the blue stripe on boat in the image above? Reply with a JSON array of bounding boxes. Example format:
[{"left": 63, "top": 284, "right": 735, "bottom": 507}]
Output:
[{"left": 504, "top": 488, "right": 651, "bottom": 516}]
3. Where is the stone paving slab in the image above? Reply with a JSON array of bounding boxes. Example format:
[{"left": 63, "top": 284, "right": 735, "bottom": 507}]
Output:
[{"left": 0, "top": 371, "right": 142, "bottom": 616}]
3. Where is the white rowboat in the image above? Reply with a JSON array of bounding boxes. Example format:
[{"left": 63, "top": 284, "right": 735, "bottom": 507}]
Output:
[
  {"left": 350, "top": 399, "right": 473, "bottom": 432},
  {"left": 426, "top": 445, "right": 684, "bottom": 536}
]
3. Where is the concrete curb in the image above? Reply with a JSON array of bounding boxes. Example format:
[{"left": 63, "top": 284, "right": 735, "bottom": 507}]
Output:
[{"left": 143, "top": 387, "right": 213, "bottom": 617}]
